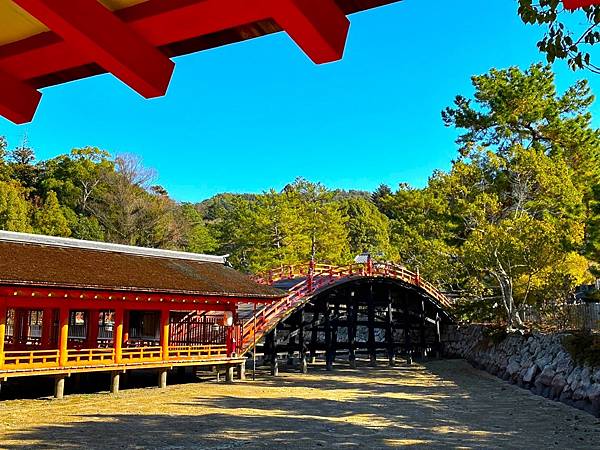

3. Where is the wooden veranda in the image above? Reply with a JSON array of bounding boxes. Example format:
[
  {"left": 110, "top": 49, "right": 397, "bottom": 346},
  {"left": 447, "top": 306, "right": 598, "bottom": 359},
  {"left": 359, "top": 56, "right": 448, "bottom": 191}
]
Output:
[{"left": 0, "top": 231, "right": 284, "bottom": 398}]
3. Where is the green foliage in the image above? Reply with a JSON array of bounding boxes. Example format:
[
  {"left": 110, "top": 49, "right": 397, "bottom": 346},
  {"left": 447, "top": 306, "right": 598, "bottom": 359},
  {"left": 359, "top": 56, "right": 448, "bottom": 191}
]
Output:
[
  {"left": 376, "top": 64, "right": 598, "bottom": 329},
  {"left": 563, "top": 332, "right": 600, "bottom": 367},
  {"left": 0, "top": 180, "right": 31, "bottom": 232},
  {"left": 517, "top": 1, "right": 600, "bottom": 73},
  {"left": 32, "top": 191, "right": 71, "bottom": 237}
]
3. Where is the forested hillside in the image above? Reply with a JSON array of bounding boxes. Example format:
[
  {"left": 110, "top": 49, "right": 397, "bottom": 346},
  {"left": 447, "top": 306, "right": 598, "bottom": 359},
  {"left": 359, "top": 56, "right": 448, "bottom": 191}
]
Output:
[{"left": 1, "top": 64, "right": 599, "bottom": 325}]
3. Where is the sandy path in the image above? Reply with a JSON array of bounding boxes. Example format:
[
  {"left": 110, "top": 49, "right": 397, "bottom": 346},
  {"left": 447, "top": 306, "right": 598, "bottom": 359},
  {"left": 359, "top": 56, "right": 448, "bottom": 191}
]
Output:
[{"left": 1, "top": 359, "right": 599, "bottom": 449}]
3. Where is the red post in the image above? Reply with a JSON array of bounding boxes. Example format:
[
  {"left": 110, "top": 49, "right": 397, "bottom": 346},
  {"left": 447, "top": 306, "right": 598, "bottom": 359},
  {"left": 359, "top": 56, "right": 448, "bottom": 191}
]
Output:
[
  {"left": 58, "top": 307, "right": 69, "bottom": 367},
  {"left": 87, "top": 310, "right": 100, "bottom": 349},
  {"left": 366, "top": 255, "right": 374, "bottom": 276},
  {"left": 0, "top": 301, "right": 6, "bottom": 368},
  {"left": 160, "top": 309, "right": 170, "bottom": 361},
  {"left": 42, "top": 308, "right": 54, "bottom": 349},
  {"left": 113, "top": 308, "right": 124, "bottom": 364}
]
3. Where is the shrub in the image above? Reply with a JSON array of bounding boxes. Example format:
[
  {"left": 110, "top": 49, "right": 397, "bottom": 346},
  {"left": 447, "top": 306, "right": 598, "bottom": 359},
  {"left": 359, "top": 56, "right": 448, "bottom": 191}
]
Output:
[{"left": 563, "top": 332, "right": 600, "bottom": 368}]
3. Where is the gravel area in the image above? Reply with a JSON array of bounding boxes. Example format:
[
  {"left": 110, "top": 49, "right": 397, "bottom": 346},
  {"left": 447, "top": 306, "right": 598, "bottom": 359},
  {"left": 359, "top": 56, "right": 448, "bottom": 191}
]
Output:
[{"left": 1, "top": 359, "right": 599, "bottom": 449}]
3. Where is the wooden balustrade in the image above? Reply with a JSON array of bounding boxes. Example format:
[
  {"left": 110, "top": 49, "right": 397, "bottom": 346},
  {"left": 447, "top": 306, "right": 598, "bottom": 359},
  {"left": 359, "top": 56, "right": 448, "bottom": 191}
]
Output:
[
  {"left": 3, "top": 349, "right": 60, "bottom": 369},
  {"left": 1, "top": 344, "right": 235, "bottom": 372},
  {"left": 169, "top": 344, "right": 227, "bottom": 360},
  {"left": 66, "top": 348, "right": 115, "bottom": 366},
  {"left": 121, "top": 346, "right": 163, "bottom": 362}
]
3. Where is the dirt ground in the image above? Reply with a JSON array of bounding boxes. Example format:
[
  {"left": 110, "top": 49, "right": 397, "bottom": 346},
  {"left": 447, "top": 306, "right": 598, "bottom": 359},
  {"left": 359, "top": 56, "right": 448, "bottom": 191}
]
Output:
[{"left": 0, "top": 359, "right": 599, "bottom": 449}]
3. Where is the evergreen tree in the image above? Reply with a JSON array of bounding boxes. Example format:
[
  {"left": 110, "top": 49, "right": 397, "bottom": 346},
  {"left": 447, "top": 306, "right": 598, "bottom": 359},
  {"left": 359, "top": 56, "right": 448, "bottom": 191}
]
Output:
[
  {"left": 33, "top": 191, "right": 71, "bottom": 237},
  {"left": 0, "top": 180, "right": 31, "bottom": 232}
]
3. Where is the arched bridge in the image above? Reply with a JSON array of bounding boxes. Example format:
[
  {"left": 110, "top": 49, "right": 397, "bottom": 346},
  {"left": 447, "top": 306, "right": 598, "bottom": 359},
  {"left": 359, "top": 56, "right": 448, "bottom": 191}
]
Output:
[{"left": 238, "top": 262, "right": 454, "bottom": 371}]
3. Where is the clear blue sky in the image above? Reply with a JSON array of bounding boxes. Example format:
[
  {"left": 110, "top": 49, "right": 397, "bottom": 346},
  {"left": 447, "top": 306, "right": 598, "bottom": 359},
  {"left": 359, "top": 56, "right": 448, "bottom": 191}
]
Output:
[{"left": 1, "top": 0, "right": 598, "bottom": 202}]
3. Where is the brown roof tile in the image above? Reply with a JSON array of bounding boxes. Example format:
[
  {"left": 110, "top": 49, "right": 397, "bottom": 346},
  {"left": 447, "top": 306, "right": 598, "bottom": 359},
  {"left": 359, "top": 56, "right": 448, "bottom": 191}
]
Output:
[{"left": 0, "top": 240, "right": 284, "bottom": 299}]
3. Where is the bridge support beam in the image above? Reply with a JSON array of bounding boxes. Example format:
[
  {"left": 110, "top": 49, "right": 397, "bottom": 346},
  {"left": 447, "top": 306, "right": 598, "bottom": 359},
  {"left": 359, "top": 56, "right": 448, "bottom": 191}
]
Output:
[
  {"left": 434, "top": 313, "right": 442, "bottom": 358},
  {"left": 325, "top": 301, "right": 333, "bottom": 371},
  {"left": 386, "top": 295, "right": 395, "bottom": 367},
  {"left": 419, "top": 299, "right": 427, "bottom": 359},
  {"left": 348, "top": 294, "right": 357, "bottom": 369},
  {"left": 287, "top": 317, "right": 297, "bottom": 366},
  {"left": 309, "top": 311, "right": 319, "bottom": 363},
  {"left": 367, "top": 284, "right": 377, "bottom": 366},
  {"left": 298, "top": 311, "right": 308, "bottom": 374},
  {"left": 331, "top": 303, "right": 339, "bottom": 364},
  {"left": 403, "top": 293, "right": 412, "bottom": 365},
  {"left": 268, "top": 329, "right": 279, "bottom": 376}
]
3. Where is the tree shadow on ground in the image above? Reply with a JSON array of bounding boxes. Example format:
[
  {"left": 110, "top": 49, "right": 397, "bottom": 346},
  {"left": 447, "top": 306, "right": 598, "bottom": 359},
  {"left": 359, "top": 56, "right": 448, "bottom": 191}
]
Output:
[{"left": 2, "top": 360, "right": 598, "bottom": 449}]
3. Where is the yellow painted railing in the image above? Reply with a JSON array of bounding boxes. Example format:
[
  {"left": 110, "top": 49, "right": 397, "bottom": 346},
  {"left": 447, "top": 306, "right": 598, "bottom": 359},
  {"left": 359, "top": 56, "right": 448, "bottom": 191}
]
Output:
[
  {"left": 0, "top": 344, "right": 233, "bottom": 372},
  {"left": 3, "top": 350, "right": 60, "bottom": 369},
  {"left": 121, "top": 346, "right": 163, "bottom": 362},
  {"left": 67, "top": 348, "right": 115, "bottom": 366},
  {"left": 169, "top": 344, "right": 227, "bottom": 360}
]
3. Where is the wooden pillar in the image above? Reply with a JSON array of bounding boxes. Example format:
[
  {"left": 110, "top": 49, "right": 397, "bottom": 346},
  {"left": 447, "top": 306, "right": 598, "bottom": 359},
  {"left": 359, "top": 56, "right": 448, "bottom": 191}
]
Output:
[
  {"left": 110, "top": 371, "right": 120, "bottom": 394},
  {"left": 160, "top": 310, "right": 170, "bottom": 361},
  {"left": 324, "top": 301, "right": 333, "bottom": 371},
  {"left": 238, "top": 362, "right": 246, "bottom": 380},
  {"left": 309, "top": 311, "right": 319, "bottom": 363},
  {"left": 113, "top": 308, "right": 124, "bottom": 364},
  {"left": 226, "top": 365, "right": 234, "bottom": 382},
  {"left": 264, "top": 328, "right": 278, "bottom": 376},
  {"left": 367, "top": 284, "right": 377, "bottom": 366},
  {"left": 386, "top": 295, "right": 396, "bottom": 367},
  {"left": 419, "top": 300, "right": 427, "bottom": 358},
  {"left": 287, "top": 322, "right": 297, "bottom": 366},
  {"left": 158, "top": 368, "right": 168, "bottom": 388},
  {"left": 58, "top": 307, "right": 69, "bottom": 367},
  {"left": 298, "top": 311, "right": 308, "bottom": 374},
  {"left": 270, "top": 329, "right": 279, "bottom": 376},
  {"left": 87, "top": 310, "right": 100, "bottom": 348},
  {"left": 403, "top": 294, "right": 412, "bottom": 365},
  {"left": 348, "top": 294, "right": 357, "bottom": 369},
  {"left": 0, "top": 303, "right": 6, "bottom": 368},
  {"left": 54, "top": 375, "right": 66, "bottom": 399},
  {"left": 434, "top": 313, "right": 441, "bottom": 358},
  {"left": 331, "top": 303, "right": 339, "bottom": 363}
]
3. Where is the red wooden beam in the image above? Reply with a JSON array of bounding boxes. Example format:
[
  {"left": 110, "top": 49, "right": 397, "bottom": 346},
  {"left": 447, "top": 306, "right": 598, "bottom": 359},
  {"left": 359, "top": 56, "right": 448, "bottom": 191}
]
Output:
[
  {"left": 563, "top": 0, "right": 600, "bottom": 9},
  {"left": 2, "top": 0, "right": 348, "bottom": 84},
  {"left": 11, "top": 0, "right": 175, "bottom": 98},
  {"left": 0, "top": 67, "right": 41, "bottom": 124},
  {"left": 0, "top": 0, "right": 349, "bottom": 124},
  {"left": 271, "top": 0, "right": 349, "bottom": 64}
]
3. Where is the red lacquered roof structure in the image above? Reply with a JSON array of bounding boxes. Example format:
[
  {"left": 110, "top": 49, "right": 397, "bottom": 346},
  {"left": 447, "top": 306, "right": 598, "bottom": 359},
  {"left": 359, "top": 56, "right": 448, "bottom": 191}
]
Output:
[
  {"left": 0, "top": 0, "right": 595, "bottom": 125},
  {"left": 0, "top": 0, "right": 402, "bottom": 124}
]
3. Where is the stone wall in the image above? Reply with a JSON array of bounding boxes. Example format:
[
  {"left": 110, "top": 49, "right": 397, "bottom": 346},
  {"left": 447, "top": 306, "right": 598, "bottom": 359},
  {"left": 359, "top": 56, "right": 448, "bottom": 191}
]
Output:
[{"left": 443, "top": 325, "right": 600, "bottom": 416}]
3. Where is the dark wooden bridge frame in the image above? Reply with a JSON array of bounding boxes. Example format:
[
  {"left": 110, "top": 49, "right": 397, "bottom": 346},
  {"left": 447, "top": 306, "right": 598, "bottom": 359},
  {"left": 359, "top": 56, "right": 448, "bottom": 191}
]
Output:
[{"left": 243, "top": 262, "right": 454, "bottom": 375}]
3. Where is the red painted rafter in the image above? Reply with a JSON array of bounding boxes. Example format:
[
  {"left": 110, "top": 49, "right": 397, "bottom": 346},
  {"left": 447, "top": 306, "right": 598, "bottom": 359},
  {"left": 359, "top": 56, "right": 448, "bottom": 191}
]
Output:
[
  {"left": 0, "top": 0, "right": 349, "bottom": 123},
  {"left": 271, "top": 0, "right": 349, "bottom": 64},
  {"left": 0, "top": 67, "right": 41, "bottom": 124},
  {"left": 563, "top": 0, "right": 600, "bottom": 9},
  {"left": 11, "top": 0, "right": 175, "bottom": 99}
]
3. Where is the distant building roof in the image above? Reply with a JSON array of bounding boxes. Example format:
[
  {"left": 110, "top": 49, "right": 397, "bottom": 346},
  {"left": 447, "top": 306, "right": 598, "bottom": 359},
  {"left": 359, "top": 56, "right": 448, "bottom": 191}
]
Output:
[{"left": 0, "top": 231, "right": 284, "bottom": 299}]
